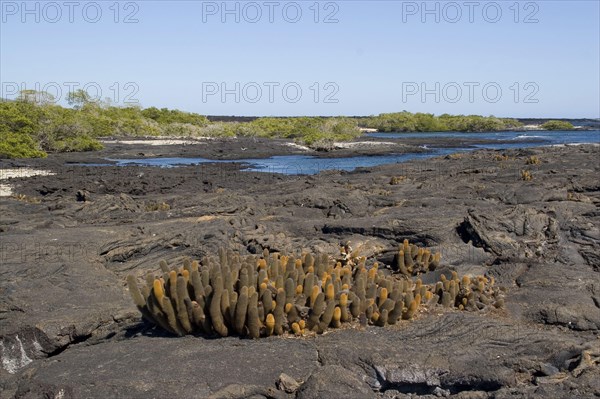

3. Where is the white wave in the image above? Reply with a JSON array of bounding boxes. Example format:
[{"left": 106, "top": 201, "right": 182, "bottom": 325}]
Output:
[
  {"left": 512, "top": 134, "right": 548, "bottom": 140},
  {"left": 548, "top": 143, "right": 600, "bottom": 147}
]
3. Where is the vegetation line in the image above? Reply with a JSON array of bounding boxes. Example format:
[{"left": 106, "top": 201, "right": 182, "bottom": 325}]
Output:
[{"left": 0, "top": 89, "right": 573, "bottom": 159}]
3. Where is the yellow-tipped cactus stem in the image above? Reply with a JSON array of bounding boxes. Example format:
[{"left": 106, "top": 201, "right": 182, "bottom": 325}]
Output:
[
  {"left": 310, "top": 285, "right": 320, "bottom": 307},
  {"left": 153, "top": 279, "right": 165, "bottom": 305},
  {"left": 403, "top": 300, "right": 418, "bottom": 320},
  {"left": 265, "top": 313, "right": 275, "bottom": 336},
  {"left": 325, "top": 283, "right": 335, "bottom": 301},
  {"left": 378, "top": 287, "right": 389, "bottom": 308},
  {"left": 291, "top": 322, "right": 302, "bottom": 336},
  {"left": 332, "top": 306, "right": 342, "bottom": 328},
  {"left": 461, "top": 275, "right": 471, "bottom": 287}
]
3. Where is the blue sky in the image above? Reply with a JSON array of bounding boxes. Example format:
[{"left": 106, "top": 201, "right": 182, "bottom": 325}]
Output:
[{"left": 1, "top": 0, "right": 599, "bottom": 117}]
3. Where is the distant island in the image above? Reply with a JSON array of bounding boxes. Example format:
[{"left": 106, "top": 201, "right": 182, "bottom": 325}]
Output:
[{"left": 1, "top": 89, "right": 594, "bottom": 159}]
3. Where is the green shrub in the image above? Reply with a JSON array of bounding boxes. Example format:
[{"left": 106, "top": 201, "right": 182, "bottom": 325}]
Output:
[
  {"left": 197, "top": 122, "right": 238, "bottom": 137},
  {"left": 244, "top": 117, "right": 360, "bottom": 144},
  {"left": 51, "top": 135, "right": 104, "bottom": 152},
  {"left": 361, "top": 112, "right": 523, "bottom": 132},
  {"left": 541, "top": 120, "right": 574, "bottom": 130},
  {"left": 0, "top": 129, "right": 47, "bottom": 158},
  {"left": 141, "top": 107, "right": 209, "bottom": 126},
  {"left": 0, "top": 101, "right": 41, "bottom": 135},
  {"left": 161, "top": 122, "right": 204, "bottom": 137}
]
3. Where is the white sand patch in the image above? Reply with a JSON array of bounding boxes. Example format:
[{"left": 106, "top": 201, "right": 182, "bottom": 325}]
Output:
[
  {"left": 0, "top": 184, "right": 12, "bottom": 197},
  {"left": 285, "top": 142, "right": 312, "bottom": 151},
  {"left": 0, "top": 168, "right": 55, "bottom": 197},
  {"left": 285, "top": 141, "right": 396, "bottom": 151},
  {"left": 332, "top": 141, "right": 396, "bottom": 149},
  {"left": 522, "top": 125, "right": 543, "bottom": 130},
  {"left": 101, "top": 139, "right": 207, "bottom": 146},
  {"left": 0, "top": 168, "right": 56, "bottom": 180}
]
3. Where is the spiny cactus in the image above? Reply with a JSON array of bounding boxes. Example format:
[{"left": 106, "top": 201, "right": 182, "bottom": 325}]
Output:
[{"left": 126, "top": 242, "right": 504, "bottom": 338}]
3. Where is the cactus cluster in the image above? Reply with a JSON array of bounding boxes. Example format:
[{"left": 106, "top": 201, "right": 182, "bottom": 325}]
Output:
[
  {"left": 392, "top": 239, "right": 441, "bottom": 276},
  {"left": 126, "top": 242, "right": 503, "bottom": 338},
  {"left": 521, "top": 170, "right": 533, "bottom": 181},
  {"left": 431, "top": 271, "right": 504, "bottom": 310}
]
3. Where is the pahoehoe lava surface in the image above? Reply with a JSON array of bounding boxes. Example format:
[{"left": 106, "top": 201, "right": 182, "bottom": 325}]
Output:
[{"left": 1, "top": 140, "right": 599, "bottom": 398}]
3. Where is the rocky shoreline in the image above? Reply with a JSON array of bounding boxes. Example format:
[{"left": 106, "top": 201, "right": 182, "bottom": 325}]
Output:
[
  {"left": 0, "top": 140, "right": 598, "bottom": 398},
  {"left": 0, "top": 134, "right": 555, "bottom": 168}
]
